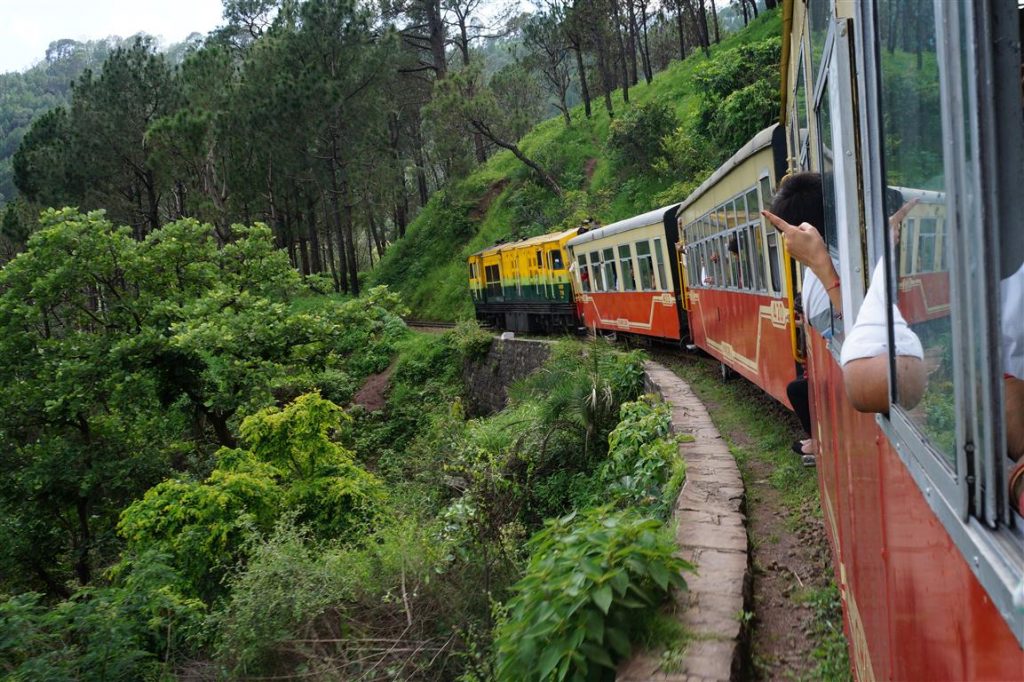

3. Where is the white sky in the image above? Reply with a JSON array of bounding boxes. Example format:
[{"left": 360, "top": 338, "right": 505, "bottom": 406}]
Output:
[{"left": 0, "top": 0, "right": 226, "bottom": 73}]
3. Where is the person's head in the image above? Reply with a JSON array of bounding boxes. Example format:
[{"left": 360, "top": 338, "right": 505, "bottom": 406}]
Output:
[
  {"left": 727, "top": 235, "right": 739, "bottom": 257},
  {"left": 772, "top": 172, "right": 825, "bottom": 237},
  {"left": 710, "top": 251, "right": 721, "bottom": 264}
]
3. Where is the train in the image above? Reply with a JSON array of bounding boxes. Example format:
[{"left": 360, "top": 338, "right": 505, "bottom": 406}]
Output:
[{"left": 468, "top": 0, "right": 1023, "bottom": 678}]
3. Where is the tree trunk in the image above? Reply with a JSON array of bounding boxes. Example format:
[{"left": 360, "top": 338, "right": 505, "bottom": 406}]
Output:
[
  {"left": 595, "top": 40, "right": 615, "bottom": 117},
  {"left": 710, "top": 0, "right": 720, "bottom": 43},
  {"left": 472, "top": 120, "right": 563, "bottom": 198},
  {"left": 74, "top": 495, "right": 91, "bottom": 585},
  {"left": 573, "top": 45, "right": 592, "bottom": 118},
  {"left": 322, "top": 199, "right": 341, "bottom": 291},
  {"left": 426, "top": 0, "right": 447, "bottom": 78},
  {"left": 609, "top": 0, "right": 630, "bottom": 103},
  {"left": 298, "top": 236, "right": 311, "bottom": 276},
  {"left": 675, "top": 2, "right": 688, "bottom": 61},
  {"left": 639, "top": 1, "right": 653, "bottom": 83},
  {"left": 765, "top": 0, "right": 777, "bottom": 9},
  {"left": 626, "top": 0, "right": 639, "bottom": 86},
  {"left": 412, "top": 118, "right": 430, "bottom": 208},
  {"left": 340, "top": 175, "right": 360, "bottom": 295},
  {"left": 305, "top": 197, "right": 321, "bottom": 272}
]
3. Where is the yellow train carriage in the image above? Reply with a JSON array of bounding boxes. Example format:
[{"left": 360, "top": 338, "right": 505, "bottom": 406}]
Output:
[{"left": 468, "top": 227, "right": 580, "bottom": 333}]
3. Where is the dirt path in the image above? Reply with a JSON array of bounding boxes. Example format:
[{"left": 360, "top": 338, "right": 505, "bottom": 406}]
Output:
[
  {"left": 352, "top": 363, "right": 395, "bottom": 412},
  {"left": 658, "top": 353, "right": 844, "bottom": 681}
]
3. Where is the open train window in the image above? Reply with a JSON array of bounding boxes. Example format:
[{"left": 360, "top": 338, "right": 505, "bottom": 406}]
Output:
[
  {"left": 588, "top": 251, "right": 604, "bottom": 291},
  {"left": 618, "top": 245, "right": 637, "bottom": 291},
  {"left": 602, "top": 247, "right": 618, "bottom": 291},
  {"left": 549, "top": 249, "right": 564, "bottom": 270},
  {"left": 635, "top": 241, "right": 656, "bottom": 291},
  {"left": 576, "top": 254, "right": 591, "bottom": 292},
  {"left": 484, "top": 264, "right": 502, "bottom": 298},
  {"left": 653, "top": 238, "right": 667, "bottom": 291}
]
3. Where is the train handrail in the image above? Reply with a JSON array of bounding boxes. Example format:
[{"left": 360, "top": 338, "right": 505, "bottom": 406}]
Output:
[{"left": 780, "top": 239, "right": 803, "bottom": 364}]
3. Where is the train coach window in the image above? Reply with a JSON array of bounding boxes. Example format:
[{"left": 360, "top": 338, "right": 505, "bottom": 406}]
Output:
[
  {"left": 577, "top": 255, "right": 591, "bottom": 292},
  {"left": 737, "top": 230, "right": 752, "bottom": 290},
  {"left": 602, "top": 247, "right": 618, "bottom": 291},
  {"left": 636, "top": 241, "right": 656, "bottom": 291},
  {"left": 653, "top": 238, "right": 667, "bottom": 291},
  {"left": 877, "top": 0, "right": 959, "bottom": 472},
  {"left": 588, "top": 251, "right": 604, "bottom": 291},
  {"left": 485, "top": 264, "right": 502, "bottom": 298},
  {"left": 549, "top": 250, "right": 564, "bottom": 270},
  {"left": 619, "top": 245, "right": 637, "bottom": 291}
]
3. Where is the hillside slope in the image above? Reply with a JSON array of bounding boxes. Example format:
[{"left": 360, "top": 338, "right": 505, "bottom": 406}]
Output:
[{"left": 371, "top": 10, "right": 782, "bottom": 320}]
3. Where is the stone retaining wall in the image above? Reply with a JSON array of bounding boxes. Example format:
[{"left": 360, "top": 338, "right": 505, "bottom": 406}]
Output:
[{"left": 461, "top": 337, "right": 551, "bottom": 416}]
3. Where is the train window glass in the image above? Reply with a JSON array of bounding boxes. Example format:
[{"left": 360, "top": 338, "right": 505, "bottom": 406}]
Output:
[
  {"left": 795, "top": 51, "right": 810, "bottom": 169},
  {"left": 636, "top": 241, "right": 656, "bottom": 291},
  {"left": 817, "top": 80, "right": 840, "bottom": 252},
  {"left": 602, "top": 247, "right": 618, "bottom": 291},
  {"left": 618, "top": 245, "right": 637, "bottom": 291},
  {"left": 536, "top": 250, "right": 543, "bottom": 268},
  {"left": 728, "top": 200, "right": 739, "bottom": 228},
  {"left": 589, "top": 251, "right": 604, "bottom": 292},
  {"left": 900, "top": 218, "right": 915, "bottom": 274},
  {"left": 748, "top": 226, "right": 765, "bottom": 291},
  {"left": 744, "top": 189, "right": 759, "bottom": 224},
  {"left": 917, "top": 218, "right": 937, "bottom": 273},
  {"left": 758, "top": 177, "right": 771, "bottom": 208},
  {"left": 878, "top": 0, "right": 957, "bottom": 471},
  {"left": 808, "top": 0, "right": 831, "bottom": 80},
  {"left": 550, "top": 250, "right": 564, "bottom": 270},
  {"left": 766, "top": 231, "right": 782, "bottom": 293},
  {"left": 737, "top": 230, "right": 752, "bottom": 290},
  {"left": 653, "top": 238, "right": 667, "bottom": 291},
  {"left": 577, "top": 255, "right": 591, "bottom": 292},
  {"left": 485, "top": 264, "right": 502, "bottom": 298}
]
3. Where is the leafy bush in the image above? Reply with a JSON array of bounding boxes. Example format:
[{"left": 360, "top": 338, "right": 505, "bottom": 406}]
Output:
[
  {"left": 118, "top": 393, "right": 386, "bottom": 601},
  {"left": 448, "top": 319, "right": 494, "bottom": 361},
  {"left": 493, "top": 507, "right": 691, "bottom": 681},
  {"left": 0, "top": 554, "right": 204, "bottom": 681},
  {"left": 607, "top": 101, "right": 679, "bottom": 177},
  {"left": 692, "top": 36, "right": 781, "bottom": 163},
  {"left": 596, "top": 395, "right": 688, "bottom": 518}
]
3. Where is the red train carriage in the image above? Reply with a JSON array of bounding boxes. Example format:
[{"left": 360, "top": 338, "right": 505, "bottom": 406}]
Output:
[
  {"left": 676, "top": 124, "right": 797, "bottom": 406},
  {"left": 565, "top": 205, "right": 685, "bottom": 342},
  {"left": 781, "top": 0, "right": 1024, "bottom": 678}
]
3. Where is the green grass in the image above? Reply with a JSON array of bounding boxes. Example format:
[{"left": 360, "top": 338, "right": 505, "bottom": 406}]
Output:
[{"left": 371, "top": 9, "right": 783, "bottom": 320}]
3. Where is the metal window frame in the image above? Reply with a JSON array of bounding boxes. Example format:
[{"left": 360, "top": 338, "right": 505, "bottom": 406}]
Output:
[{"left": 859, "top": 0, "right": 1023, "bottom": 646}]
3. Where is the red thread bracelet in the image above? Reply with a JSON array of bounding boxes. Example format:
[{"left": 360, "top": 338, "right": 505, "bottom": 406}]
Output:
[{"left": 826, "top": 277, "right": 841, "bottom": 292}]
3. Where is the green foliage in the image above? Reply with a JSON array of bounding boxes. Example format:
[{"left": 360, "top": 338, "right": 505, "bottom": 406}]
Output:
[
  {"left": 447, "top": 319, "right": 494, "bottom": 361},
  {"left": 118, "top": 393, "right": 385, "bottom": 601},
  {"left": 493, "top": 507, "right": 691, "bottom": 682},
  {"left": 692, "top": 37, "right": 781, "bottom": 161},
  {"left": 0, "top": 554, "right": 204, "bottom": 681},
  {"left": 595, "top": 396, "right": 687, "bottom": 517},
  {"left": 607, "top": 101, "right": 679, "bottom": 177}
]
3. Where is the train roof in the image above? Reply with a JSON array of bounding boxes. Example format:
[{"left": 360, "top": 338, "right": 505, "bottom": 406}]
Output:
[
  {"left": 468, "top": 226, "right": 580, "bottom": 258},
  {"left": 565, "top": 204, "right": 680, "bottom": 249},
  {"left": 677, "top": 124, "right": 778, "bottom": 214}
]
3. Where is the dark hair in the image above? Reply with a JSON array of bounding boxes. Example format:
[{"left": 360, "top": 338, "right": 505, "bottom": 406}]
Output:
[
  {"left": 771, "top": 172, "right": 825, "bottom": 237},
  {"left": 727, "top": 235, "right": 738, "bottom": 254}
]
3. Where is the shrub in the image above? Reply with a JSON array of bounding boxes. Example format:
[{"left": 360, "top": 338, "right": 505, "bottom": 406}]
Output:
[
  {"left": 596, "top": 396, "right": 688, "bottom": 518},
  {"left": 493, "top": 507, "right": 691, "bottom": 681},
  {"left": 607, "top": 101, "right": 679, "bottom": 177}
]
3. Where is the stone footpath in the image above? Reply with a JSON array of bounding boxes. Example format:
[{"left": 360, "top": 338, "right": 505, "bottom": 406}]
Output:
[{"left": 618, "top": 361, "right": 750, "bottom": 681}]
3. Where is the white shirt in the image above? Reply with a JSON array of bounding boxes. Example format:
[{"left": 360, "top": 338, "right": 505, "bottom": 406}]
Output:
[
  {"left": 801, "top": 258, "right": 839, "bottom": 333},
  {"left": 1002, "top": 261, "right": 1024, "bottom": 379},
  {"left": 840, "top": 260, "right": 924, "bottom": 366}
]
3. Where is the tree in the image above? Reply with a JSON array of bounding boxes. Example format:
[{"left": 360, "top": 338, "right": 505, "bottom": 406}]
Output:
[
  {"left": 429, "top": 64, "right": 563, "bottom": 197},
  {"left": 521, "top": 12, "right": 574, "bottom": 127}
]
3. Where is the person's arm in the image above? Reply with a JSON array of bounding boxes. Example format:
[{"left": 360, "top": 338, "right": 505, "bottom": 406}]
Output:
[
  {"left": 839, "top": 260, "right": 926, "bottom": 412},
  {"left": 762, "top": 210, "right": 842, "bottom": 314}
]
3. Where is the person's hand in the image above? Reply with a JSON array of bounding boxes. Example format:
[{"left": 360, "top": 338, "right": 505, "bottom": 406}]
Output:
[
  {"left": 889, "top": 198, "right": 919, "bottom": 246},
  {"left": 762, "top": 210, "right": 831, "bottom": 273}
]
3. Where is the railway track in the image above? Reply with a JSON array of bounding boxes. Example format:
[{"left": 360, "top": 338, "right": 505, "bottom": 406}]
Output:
[{"left": 403, "top": 318, "right": 457, "bottom": 330}]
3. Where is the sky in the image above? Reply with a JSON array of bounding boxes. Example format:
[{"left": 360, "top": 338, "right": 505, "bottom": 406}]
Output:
[{"left": 0, "top": 0, "right": 226, "bottom": 73}]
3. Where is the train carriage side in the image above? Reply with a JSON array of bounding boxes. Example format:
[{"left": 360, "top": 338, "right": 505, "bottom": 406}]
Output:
[
  {"left": 676, "top": 124, "right": 796, "bottom": 407},
  {"left": 565, "top": 206, "right": 685, "bottom": 341},
  {"left": 782, "top": 0, "right": 1024, "bottom": 679},
  {"left": 469, "top": 228, "right": 580, "bottom": 333}
]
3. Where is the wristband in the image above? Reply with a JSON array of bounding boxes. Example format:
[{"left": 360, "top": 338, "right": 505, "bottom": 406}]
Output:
[{"left": 826, "top": 277, "right": 841, "bottom": 292}]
